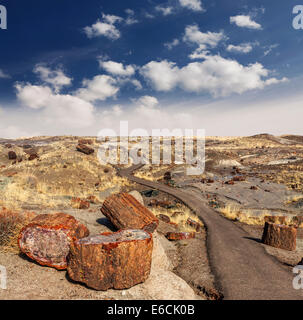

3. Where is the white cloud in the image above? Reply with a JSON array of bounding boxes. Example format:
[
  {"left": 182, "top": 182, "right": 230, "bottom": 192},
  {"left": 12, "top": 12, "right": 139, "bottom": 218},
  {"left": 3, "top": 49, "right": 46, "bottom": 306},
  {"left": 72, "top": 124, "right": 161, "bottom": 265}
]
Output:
[
  {"left": 264, "top": 44, "right": 279, "bottom": 56},
  {"left": 125, "top": 9, "right": 139, "bottom": 25},
  {"left": 130, "top": 79, "right": 143, "bottom": 90},
  {"left": 183, "top": 25, "right": 226, "bottom": 50},
  {"left": 227, "top": 43, "right": 254, "bottom": 54},
  {"left": 141, "top": 60, "right": 179, "bottom": 91},
  {"left": 34, "top": 65, "right": 72, "bottom": 93},
  {"left": 16, "top": 83, "right": 95, "bottom": 128},
  {"left": 179, "top": 0, "right": 204, "bottom": 12},
  {"left": 164, "top": 38, "right": 180, "bottom": 50},
  {"left": 76, "top": 75, "right": 119, "bottom": 102},
  {"left": 0, "top": 69, "right": 10, "bottom": 79},
  {"left": 141, "top": 55, "right": 287, "bottom": 97},
  {"left": 84, "top": 13, "right": 123, "bottom": 40},
  {"left": 99, "top": 60, "right": 136, "bottom": 77},
  {"left": 230, "top": 15, "right": 262, "bottom": 30},
  {"left": 15, "top": 84, "right": 53, "bottom": 109},
  {"left": 155, "top": 6, "right": 174, "bottom": 16},
  {"left": 137, "top": 95, "right": 159, "bottom": 109}
]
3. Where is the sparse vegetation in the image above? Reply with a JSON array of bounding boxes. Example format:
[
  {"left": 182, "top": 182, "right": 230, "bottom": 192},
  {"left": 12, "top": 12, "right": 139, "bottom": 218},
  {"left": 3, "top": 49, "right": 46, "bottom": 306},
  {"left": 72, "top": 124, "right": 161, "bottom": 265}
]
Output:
[{"left": 0, "top": 208, "right": 35, "bottom": 253}]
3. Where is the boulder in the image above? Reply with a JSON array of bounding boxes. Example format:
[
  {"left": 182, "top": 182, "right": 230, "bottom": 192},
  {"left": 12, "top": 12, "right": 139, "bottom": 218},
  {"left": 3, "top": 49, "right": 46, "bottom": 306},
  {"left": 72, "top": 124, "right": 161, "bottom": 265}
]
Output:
[
  {"left": 76, "top": 144, "right": 94, "bottom": 155},
  {"left": 67, "top": 229, "right": 153, "bottom": 290},
  {"left": 8, "top": 151, "right": 17, "bottom": 160},
  {"left": 18, "top": 212, "right": 89, "bottom": 270},
  {"left": 101, "top": 193, "right": 159, "bottom": 233},
  {"left": 261, "top": 222, "right": 297, "bottom": 251}
]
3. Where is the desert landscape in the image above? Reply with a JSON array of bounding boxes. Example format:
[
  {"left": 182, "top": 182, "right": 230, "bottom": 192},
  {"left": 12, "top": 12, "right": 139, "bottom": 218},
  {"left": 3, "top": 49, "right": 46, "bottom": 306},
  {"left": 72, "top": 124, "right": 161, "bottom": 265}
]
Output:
[{"left": 0, "top": 134, "right": 303, "bottom": 300}]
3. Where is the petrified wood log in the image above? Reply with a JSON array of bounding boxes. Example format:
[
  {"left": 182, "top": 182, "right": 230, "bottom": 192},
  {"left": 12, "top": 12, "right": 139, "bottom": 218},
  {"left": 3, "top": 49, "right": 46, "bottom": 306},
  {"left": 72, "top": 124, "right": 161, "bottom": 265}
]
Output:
[
  {"left": 166, "top": 232, "right": 196, "bottom": 241},
  {"left": 67, "top": 229, "right": 153, "bottom": 290},
  {"left": 76, "top": 144, "right": 94, "bottom": 155},
  {"left": 18, "top": 212, "right": 89, "bottom": 270},
  {"left": 186, "top": 218, "right": 202, "bottom": 232},
  {"left": 101, "top": 193, "right": 159, "bottom": 232},
  {"left": 8, "top": 151, "right": 17, "bottom": 160},
  {"left": 261, "top": 222, "right": 297, "bottom": 251}
]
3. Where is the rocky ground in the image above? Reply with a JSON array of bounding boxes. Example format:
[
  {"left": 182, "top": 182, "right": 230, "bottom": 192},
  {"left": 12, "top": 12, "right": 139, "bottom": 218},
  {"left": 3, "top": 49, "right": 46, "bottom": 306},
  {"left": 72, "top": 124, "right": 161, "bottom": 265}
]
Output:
[{"left": 0, "top": 134, "right": 303, "bottom": 300}]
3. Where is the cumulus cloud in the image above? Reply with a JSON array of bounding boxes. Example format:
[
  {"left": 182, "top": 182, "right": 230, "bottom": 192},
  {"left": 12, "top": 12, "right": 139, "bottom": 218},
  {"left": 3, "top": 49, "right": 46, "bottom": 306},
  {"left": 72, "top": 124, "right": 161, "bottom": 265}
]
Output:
[
  {"left": 155, "top": 6, "right": 174, "bottom": 16},
  {"left": 179, "top": 0, "right": 204, "bottom": 12},
  {"left": 34, "top": 65, "right": 72, "bottom": 93},
  {"left": 99, "top": 60, "right": 136, "bottom": 77},
  {"left": 84, "top": 13, "right": 123, "bottom": 40},
  {"left": 141, "top": 60, "right": 179, "bottom": 92},
  {"left": 16, "top": 83, "right": 95, "bottom": 128},
  {"left": 76, "top": 75, "right": 119, "bottom": 102},
  {"left": 183, "top": 25, "right": 226, "bottom": 50},
  {"left": 141, "top": 55, "right": 287, "bottom": 97},
  {"left": 164, "top": 39, "right": 180, "bottom": 50},
  {"left": 226, "top": 43, "right": 255, "bottom": 54},
  {"left": 230, "top": 15, "right": 262, "bottom": 30}
]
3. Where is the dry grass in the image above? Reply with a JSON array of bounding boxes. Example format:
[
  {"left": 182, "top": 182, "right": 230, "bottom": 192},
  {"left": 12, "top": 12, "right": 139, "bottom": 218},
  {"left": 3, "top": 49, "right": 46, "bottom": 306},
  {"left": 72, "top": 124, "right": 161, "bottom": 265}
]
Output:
[
  {"left": 150, "top": 202, "right": 204, "bottom": 232},
  {"left": 0, "top": 208, "right": 35, "bottom": 253},
  {"left": 218, "top": 203, "right": 303, "bottom": 227},
  {"left": 0, "top": 139, "right": 131, "bottom": 210}
]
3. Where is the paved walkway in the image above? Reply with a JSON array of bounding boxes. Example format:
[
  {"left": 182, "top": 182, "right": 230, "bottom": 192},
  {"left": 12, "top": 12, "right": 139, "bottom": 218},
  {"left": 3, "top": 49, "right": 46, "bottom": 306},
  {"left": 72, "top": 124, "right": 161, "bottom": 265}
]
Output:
[{"left": 118, "top": 165, "right": 303, "bottom": 300}]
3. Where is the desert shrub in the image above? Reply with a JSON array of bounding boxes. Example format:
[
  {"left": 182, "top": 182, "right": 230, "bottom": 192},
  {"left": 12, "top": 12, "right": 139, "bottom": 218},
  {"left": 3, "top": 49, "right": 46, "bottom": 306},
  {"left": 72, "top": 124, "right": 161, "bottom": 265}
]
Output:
[{"left": 0, "top": 208, "right": 34, "bottom": 253}]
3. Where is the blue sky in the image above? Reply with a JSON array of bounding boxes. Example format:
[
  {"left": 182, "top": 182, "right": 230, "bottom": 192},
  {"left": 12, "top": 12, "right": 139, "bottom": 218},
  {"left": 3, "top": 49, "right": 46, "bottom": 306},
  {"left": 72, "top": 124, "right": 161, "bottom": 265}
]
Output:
[{"left": 0, "top": 0, "right": 302, "bottom": 137}]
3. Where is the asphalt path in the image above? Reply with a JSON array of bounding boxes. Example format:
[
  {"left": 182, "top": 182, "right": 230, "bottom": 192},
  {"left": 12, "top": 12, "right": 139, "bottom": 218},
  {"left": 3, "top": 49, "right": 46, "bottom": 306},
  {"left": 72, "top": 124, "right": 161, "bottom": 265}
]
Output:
[{"left": 117, "top": 164, "right": 303, "bottom": 300}]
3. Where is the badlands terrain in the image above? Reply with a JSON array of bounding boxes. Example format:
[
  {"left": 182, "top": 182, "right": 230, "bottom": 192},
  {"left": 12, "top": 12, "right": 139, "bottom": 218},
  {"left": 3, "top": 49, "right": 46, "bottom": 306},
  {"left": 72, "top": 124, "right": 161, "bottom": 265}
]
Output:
[{"left": 0, "top": 134, "right": 303, "bottom": 300}]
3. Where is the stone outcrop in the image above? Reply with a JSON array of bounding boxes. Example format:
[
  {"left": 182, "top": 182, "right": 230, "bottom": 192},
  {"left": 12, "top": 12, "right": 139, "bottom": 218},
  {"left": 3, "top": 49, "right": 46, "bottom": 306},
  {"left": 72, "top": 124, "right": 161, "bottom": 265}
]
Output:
[
  {"left": 67, "top": 229, "right": 153, "bottom": 290},
  {"left": 101, "top": 193, "right": 159, "bottom": 232},
  {"left": 18, "top": 213, "right": 89, "bottom": 269},
  {"left": 261, "top": 222, "right": 297, "bottom": 251}
]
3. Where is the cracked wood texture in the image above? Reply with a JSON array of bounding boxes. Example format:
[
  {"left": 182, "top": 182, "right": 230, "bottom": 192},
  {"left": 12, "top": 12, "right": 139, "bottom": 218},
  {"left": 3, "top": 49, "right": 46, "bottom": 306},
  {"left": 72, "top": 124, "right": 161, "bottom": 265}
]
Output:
[
  {"left": 67, "top": 229, "right": 153, "bottom": 290},
  {"left": 18, "top": 212, "right": 89, "bottom": 270},
  {"left": 101, "top": 193, "right": 159, "bottom": 233},
  {"left": 262, "top": 222, "right": 297, "bottom": 251}
]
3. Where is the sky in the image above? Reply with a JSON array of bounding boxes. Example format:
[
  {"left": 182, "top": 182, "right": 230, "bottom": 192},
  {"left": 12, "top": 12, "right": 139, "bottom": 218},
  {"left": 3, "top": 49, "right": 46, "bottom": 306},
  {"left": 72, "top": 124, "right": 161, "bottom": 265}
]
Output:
[{"left": 0, "top": 0, "right": 302, "bottom": 138}]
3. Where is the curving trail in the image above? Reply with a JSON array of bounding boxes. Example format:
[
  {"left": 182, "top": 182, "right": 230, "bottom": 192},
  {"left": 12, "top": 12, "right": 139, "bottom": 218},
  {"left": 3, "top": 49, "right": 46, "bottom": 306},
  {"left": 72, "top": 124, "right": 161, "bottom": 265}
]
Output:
[{"left": 117, "top": 165, "right": 303, "bottom": 300}]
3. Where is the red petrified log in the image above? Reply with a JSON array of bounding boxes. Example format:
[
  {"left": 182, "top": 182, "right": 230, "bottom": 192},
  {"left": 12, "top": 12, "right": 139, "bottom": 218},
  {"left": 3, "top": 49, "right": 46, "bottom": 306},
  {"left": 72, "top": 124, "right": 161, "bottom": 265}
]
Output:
[
  {"left": 261, "top": 222, "right": 297, "bottom": 251},
  {"left": 76, "top": 144, "right": 94, "bottom": 155},
  {"left": 186, "top": 218, "right": 202, "bottom": 232},
  {"left": 67, "top": 229, "right": 153, "bottom": 290},
  {"left": 166, "top": 232, "right": 196, "bottom": 241},
  {"left": 8, "top": 151, "right": 17, "bottom": 160},
  {"left": 101, "top": 193, "right": 159, "bottom": 232},
  {"left": 18, "top": 213, "right": 89, "bottom": 270}
]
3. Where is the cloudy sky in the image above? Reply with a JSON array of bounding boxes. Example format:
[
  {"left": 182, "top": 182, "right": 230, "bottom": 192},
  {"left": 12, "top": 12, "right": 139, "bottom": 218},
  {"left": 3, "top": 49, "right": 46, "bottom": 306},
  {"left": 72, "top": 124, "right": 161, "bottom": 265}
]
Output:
[{"left": 0, "top": 0, "right": 302, "bottom": 138}]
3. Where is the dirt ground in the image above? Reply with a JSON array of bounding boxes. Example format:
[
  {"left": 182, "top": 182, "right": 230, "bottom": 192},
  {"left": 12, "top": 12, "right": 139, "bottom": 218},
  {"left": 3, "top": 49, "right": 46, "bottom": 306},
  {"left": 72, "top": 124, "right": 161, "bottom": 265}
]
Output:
[{"left": 1, "top": 134, "right": 303, "bottom": 300}]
